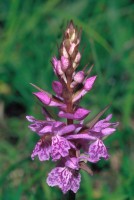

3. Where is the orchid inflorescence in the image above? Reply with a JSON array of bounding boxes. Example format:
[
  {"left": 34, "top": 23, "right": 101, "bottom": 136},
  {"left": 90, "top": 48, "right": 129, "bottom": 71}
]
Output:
[{"left": 26, "top": 21, "right": 119, "bottom": 194}]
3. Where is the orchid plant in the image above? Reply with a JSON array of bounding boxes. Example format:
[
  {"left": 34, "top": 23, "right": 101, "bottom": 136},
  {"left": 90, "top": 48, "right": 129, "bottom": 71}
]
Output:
[{"left": 26, "top": 21, "right": 119, "bottom": 199}]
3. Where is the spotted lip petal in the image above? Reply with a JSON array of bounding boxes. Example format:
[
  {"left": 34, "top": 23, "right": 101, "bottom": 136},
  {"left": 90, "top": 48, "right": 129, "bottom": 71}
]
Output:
[
  {"left": 31, "top": 139, "right": 51, "bottom": 161},
  {"left": 51, "top": 135, "right": 71, "bottom": 161},
  {"left": 46, "top": 167, "right": 81, "bottom": 194},
  {"left": 88, "top": 139, "right": 109, "bottom": 162}
]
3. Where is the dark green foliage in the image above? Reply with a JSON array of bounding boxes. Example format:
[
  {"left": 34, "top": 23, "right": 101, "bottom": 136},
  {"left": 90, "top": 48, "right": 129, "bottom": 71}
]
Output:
[{"left": 0, "top": 0, "right": 134, "bottom": 199}]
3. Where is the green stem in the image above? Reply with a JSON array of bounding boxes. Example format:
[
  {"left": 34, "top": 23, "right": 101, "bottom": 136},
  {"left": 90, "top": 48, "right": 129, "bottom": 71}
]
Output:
[
  {"left": 62, "top": 191, "right": 75, "bottom": 200},
  {"left": 69, "top": 190, "right": 76, "bottom": 200}
]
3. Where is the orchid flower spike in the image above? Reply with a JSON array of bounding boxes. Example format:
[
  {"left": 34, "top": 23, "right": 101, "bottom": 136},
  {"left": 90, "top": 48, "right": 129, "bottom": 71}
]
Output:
[{"left": 26, "top": 21, "right": 119, "bottom": 196}]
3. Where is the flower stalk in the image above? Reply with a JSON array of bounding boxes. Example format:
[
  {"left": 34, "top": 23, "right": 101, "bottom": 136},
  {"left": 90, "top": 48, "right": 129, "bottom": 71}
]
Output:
[{"left": 26, "top": 21, "right": 119, "bottom": 198}]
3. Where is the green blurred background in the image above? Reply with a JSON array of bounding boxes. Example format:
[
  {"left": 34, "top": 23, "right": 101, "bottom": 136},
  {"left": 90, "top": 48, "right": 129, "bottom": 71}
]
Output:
[{"left": 0, "top": 0, "right": 134, "bottom": 199}]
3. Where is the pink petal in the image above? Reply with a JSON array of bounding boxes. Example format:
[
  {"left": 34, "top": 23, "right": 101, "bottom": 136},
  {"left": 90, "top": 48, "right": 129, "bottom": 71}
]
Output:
[
  {"left": 52, "top": 81, "right": 63, "bottom": 95},
  {"left": 91, "top": 114, "right": 119, "bottom": 137},
  {"left": 52, "top": 122, "right": 65, "bottom": 133},
  {"left": 73, "top": 71, "right": 85, "bottom": 83},
  {"left": 61, "top": 56, "right": 69, "bottom": 71},
  {"left": 38, "top": 125, "right": 52, "bottom": 134},
  {"left": 59, "top": 108, "right": 90, "bottom": 120},
  {"left": 106, "top": 114, "right": 112, "bottom": 121},
  {"left": 74, "top": 52, "right": 81, "bottom": 63},
  {"left": 72, "top": 89, "right": 87, "bottom": 103},
  {"left": 34, "top": 91, "right": 66, "bottom": 108},
  {"left": 52, "top": 57, "right": 64, "bottom": 75},
  {"left": 33, "top": 92, "right": 51, "bottom": 105},
  {"left": 102, "top": 128, "right": 116, "bottom": 136},
  {"left": 66, "top": 134, "right": 96, "bottom": 140},
  {"left": 84, "top": 76, "right": 97, "bottom": 91},
  {"left": 58, "top": 111, "right": 73, "bottom": 119},
  {"left": 31, "top": 139, "right": 51, "bottom": 161},
  {"left": 94, "top": 119, "right": 106, "bottom": 128},
  {"left": 74, "top": 108, "right": 90, "bottom": 120},
  {"left": 26, "top": 116, "right": 35, "bottom": 122},
  {"left": 49, "top": 100, "right": 66, "bottom": 108},
  {"left": 56, "top": 60, "right": 64, "bottom": 75},
  {"left": 52, "top": 57, "right": 58, "bottom": 69},
  {"left": 28, "top": 121, "right": 46, "bottom": 134},
  {"left": 27, "top": 117, "right": 54, "bottom": 136},
  {"left": 58, "top": 124, "right": 76, "bottom": 135}
]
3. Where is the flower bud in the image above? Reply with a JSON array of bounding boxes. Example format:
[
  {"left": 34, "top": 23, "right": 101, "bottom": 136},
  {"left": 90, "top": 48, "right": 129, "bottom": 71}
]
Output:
[
  {"left": 52, "top": 81, "right": 63, "bottom": 96},
  {"left": 62, "top": 46, "right": 69, "bottom": 58},
  {"left": 69, "top": 43, "right": 76, "bottom": 55},
  {"left": 61, "top": 56, "right": 70, "bottom": 71},
  {"left": 74, "top": 52, "right": 81, "bottom": 63},
  {"left": 52, "top": 57, "right": 64, "bottom": 76},
  {"left": 52, "top": 57, "right": 58, "bottom": 74},
  {"left": 84, "top": 76, "right": 97, "bottom": 91},
  {"left": 74, "top": 71, "right": 85, "bottom": 83},
  {"left": 56, "top": 61, "right": 64, "bottom": 76},
  {"left": 63, "top": 39, "right": 71, "bottom": 51},
  {"left": 65, "top": 21, "right": 76, "bottom": 43}
]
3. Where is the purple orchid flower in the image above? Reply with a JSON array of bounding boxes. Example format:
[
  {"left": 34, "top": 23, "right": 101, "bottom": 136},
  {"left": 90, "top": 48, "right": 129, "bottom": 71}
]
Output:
[
  {"left": 47, "top": 157, "right": 81, "bottom": 194},
  {"left": 26, "top": 115, "right": 81, "bottom": 161}
]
